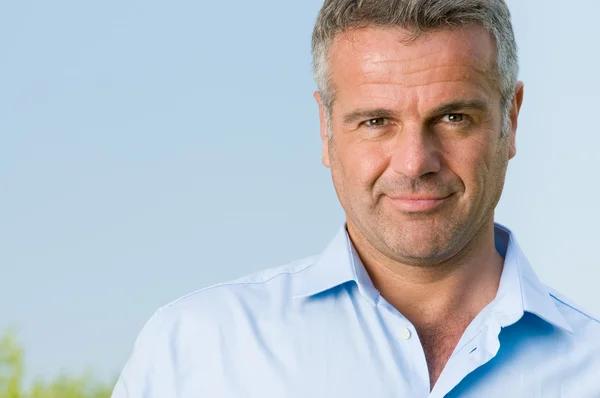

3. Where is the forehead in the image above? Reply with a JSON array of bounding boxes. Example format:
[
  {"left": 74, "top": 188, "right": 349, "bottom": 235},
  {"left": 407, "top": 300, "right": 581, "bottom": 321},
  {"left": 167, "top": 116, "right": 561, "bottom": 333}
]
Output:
[{"left": 328, "top": 25, "right": 499, "bottom": 111}]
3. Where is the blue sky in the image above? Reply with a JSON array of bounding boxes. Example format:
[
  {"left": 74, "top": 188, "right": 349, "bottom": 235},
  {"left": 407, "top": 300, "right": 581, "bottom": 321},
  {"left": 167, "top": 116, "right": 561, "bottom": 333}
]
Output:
[{"left": 1, "top": 0, "right": 598, "bottom": 383}]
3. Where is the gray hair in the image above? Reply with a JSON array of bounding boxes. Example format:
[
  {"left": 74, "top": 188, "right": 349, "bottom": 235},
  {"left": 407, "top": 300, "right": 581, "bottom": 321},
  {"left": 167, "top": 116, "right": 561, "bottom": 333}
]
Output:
[{"left": 312, "top": 0, "right": 519, "bottom": 138}]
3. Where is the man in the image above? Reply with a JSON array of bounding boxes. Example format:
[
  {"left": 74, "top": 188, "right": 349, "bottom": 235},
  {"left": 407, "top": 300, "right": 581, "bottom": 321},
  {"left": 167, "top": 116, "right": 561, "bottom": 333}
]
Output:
[{"left": 112, "top": 0, "right": 600, "bottom": 397}]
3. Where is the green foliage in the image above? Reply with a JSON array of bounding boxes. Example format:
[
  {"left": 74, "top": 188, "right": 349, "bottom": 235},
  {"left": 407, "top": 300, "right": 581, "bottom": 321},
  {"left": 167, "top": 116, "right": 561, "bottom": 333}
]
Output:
[{"left": 0, "top": 330, "right": 114, "bottom": 398}]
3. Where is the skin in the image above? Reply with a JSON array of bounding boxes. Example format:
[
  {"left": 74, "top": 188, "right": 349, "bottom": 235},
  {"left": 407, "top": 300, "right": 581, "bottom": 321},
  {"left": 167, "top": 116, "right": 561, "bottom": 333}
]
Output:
[{"left": 314, "top": 25, "right": 524, "bottom": 389}]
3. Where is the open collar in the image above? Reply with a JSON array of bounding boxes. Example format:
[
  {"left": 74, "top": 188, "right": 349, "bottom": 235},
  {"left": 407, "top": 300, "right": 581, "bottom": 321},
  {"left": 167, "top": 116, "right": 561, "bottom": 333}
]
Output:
[{"left": 292, "top": 223, "right": 573, "bottom": 334}]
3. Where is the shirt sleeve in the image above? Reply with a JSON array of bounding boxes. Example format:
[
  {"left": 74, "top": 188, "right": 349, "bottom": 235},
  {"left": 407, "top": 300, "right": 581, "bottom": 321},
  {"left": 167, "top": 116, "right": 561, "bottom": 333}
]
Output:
[{"left": 111, "top": 310, "right": 178, "bottom": 398}]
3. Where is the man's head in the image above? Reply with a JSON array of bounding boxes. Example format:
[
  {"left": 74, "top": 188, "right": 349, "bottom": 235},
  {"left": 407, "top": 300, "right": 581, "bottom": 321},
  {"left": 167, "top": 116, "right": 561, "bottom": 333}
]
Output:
[{"left": 312, "top": 0, "right": 524, "bottom": 267}]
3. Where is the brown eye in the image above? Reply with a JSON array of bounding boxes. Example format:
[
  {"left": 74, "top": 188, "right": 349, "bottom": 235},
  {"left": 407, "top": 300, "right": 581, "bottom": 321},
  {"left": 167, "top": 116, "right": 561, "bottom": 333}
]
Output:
[
  {"left": 365, "top": 118, "right": 387, "bottom": 127},
  {"left": 446, "top": 114, "right": 464, "bottom": 123}
]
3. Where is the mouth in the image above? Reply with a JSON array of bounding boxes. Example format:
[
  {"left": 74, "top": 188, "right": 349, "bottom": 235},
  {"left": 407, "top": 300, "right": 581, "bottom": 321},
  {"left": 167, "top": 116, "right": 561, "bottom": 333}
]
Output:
[{"left": 386, "top": 193, "right": 454, "bottom": 213}]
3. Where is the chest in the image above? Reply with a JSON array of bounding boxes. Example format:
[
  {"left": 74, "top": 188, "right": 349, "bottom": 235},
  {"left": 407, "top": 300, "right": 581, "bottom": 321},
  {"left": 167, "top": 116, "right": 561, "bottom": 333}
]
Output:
[
  {"left": 172, "top": 294, "right": 598, "bottom": 398},
  {"left": 180, "top": 318, "right": 596, "bottom": 398},
  {"left": 417, "top": 323, "right": 469, "bottom": 387}
]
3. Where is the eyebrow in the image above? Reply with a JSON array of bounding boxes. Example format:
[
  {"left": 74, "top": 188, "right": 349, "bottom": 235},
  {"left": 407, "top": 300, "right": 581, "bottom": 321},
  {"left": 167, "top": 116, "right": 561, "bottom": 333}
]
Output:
[
  {"left": 341, "top": 99, "right": 490, "bottom": 126},
  {"left": 430, "top": 99, "right": 490, "bottom": 116}
]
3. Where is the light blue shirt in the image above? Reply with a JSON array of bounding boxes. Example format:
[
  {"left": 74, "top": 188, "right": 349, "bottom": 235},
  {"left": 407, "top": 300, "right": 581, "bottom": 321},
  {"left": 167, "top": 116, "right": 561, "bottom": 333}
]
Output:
[{"left": 112, "top": 224, "right": 600, "bottom": 397}]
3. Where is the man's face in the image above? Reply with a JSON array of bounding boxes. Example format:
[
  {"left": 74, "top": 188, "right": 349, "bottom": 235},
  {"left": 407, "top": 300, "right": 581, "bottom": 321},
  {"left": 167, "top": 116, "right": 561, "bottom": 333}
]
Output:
[{"left": 316, "top": 25, "right": 523, "bottom": 266}]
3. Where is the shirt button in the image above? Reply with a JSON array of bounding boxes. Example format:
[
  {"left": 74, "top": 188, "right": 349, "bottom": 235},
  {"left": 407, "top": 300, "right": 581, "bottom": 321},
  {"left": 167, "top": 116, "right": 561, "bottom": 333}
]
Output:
[{"left": 400, "top": 327, "right": 412, "bottom": 340}]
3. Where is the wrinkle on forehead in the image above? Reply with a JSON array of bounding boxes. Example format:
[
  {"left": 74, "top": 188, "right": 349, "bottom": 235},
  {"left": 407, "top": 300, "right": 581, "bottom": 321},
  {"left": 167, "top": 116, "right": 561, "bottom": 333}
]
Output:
[
  {"left": 333, "top": 25, "right": 494, "bottom": 67},
  {"left": 330, "top": 25, "right": 496, "bottom": 93},
  {"left": 358, "top": 67, "right": 490, "bottom": 89}
]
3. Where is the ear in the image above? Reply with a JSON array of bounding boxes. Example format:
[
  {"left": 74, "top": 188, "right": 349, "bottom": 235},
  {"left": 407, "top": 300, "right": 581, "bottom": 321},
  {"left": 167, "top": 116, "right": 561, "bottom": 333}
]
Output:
[
  {"left": 314, "top": 91, "right": 331, "bottom": 168},
  {"left": 508, "top": 81, "right": 525, "bottom": 159}
]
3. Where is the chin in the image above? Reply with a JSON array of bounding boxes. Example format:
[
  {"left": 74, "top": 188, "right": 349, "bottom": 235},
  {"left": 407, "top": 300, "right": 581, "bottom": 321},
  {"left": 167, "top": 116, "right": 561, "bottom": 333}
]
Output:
[
  {"left": 381, "top": 223, "right": 463, "bottom": 265},
  {"left": 391, "top": 242, "right": 453, "bottom": 265}
]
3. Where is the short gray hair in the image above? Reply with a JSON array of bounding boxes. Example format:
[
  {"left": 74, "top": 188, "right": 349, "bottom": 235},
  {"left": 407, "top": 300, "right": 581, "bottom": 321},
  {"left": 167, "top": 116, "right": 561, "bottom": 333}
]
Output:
[{"left": 312, "top": 0, "right": 519, "bottom": 138}]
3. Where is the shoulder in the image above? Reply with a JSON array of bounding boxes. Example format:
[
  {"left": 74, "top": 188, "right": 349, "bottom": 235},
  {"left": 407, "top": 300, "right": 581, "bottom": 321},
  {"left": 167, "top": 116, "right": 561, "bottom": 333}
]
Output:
[
  {"left": 114, "top": 256, "right": 320, "bottom": 392},
  {"left": 547, "top": 286, "right": 600, "bottom": 335},
  {"left": 151, "top": 255, "right": 319, "bottom": 327}
]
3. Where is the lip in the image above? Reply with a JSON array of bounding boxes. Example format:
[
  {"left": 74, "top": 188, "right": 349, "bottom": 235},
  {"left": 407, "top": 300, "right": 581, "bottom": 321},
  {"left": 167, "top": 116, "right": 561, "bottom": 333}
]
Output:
[{"left": 386, "top": 194, "right": 453, "bottom": 212}]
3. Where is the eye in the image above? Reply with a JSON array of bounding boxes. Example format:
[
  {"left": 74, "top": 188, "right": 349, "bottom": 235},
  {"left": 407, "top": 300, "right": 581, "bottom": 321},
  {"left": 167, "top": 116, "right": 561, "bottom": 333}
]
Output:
[
  {"left": 442, "top": 113, "right": 466, "bottom": 123},
  {"left": 362, "top": 117, "right": 389, "bottom": 127}
]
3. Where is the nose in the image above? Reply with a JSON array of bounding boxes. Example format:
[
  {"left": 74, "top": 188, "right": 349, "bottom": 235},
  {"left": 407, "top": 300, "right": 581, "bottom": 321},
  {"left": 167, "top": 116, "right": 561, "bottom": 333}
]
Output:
[{"left": 389, "top": 124, "right": 441, "bottom": 179}]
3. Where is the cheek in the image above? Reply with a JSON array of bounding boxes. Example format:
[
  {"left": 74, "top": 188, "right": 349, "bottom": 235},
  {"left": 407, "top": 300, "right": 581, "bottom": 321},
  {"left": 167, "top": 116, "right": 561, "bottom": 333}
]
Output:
[
  {"left": 443, "top": 137, "right": 495, "bottom": 196},
  {"left": 346, "top": 144, "right": 389, "bottom": 187},
  {"left": 334, "top": 142, "right": 390, "bottom": 193}
]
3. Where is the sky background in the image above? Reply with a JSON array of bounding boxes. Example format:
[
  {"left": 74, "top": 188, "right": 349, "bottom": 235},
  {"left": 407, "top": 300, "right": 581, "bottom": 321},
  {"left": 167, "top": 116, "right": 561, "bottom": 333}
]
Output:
[{"left": 1, "top": 0, "right": 599, "bottom": 384}]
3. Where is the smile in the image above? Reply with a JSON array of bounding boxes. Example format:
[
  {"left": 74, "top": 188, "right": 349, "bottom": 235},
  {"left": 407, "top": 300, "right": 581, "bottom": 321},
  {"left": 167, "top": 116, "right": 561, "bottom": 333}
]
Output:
[{"left": 386, "top": 194, "right": 454, "bottom": 212}]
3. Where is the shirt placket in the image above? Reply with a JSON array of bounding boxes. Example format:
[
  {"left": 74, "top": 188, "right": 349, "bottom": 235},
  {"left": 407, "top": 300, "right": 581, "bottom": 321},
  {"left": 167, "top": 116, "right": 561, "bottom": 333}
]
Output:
[
  {"left": 429, "top": 321, "right": 502, "bottom": 398},
  {"left": 377, "top": 298, "right": 431, "bottom": 397}
]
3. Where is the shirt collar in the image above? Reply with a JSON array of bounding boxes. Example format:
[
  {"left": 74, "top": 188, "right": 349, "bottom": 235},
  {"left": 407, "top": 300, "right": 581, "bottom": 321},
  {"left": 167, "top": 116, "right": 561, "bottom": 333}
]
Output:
[
  {"left": 291, "top": 225, "right": 379, "bottom": 304},
  {"left": 493, "top": 223, "right": 573, "bottom": 333},
  {"left": 292, "top": 223, "right": 573, "bottom": 334}
]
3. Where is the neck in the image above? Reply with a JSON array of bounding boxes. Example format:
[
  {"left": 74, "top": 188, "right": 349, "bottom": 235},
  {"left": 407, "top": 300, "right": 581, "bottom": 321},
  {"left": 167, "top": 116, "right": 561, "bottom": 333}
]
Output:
[{"left": 348, "top": 219, "right": 504, "bottom": 327}]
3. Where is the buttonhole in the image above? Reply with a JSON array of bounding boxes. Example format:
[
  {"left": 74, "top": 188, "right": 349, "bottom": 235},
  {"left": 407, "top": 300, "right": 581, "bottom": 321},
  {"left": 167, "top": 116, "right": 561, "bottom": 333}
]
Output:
[{"left": 469, "top": 346, "right": 478, "bottom": 354}]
